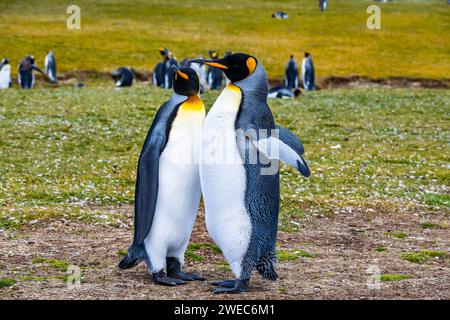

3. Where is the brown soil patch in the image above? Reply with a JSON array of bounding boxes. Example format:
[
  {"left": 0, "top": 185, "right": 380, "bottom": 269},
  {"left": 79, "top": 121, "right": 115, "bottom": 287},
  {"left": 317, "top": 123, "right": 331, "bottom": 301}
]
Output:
[{"left": 0, "top": 206, "right": 448, "bottom": 300}]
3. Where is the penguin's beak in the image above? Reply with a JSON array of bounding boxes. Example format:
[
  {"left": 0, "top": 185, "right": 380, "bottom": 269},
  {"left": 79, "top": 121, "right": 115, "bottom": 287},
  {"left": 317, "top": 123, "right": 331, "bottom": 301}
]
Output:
[
  {"left": 190, "top": 59, "right": 228, "bottom": 70},
  {"left": 172, "top": 65, "right": 189, "bottom": 80}
]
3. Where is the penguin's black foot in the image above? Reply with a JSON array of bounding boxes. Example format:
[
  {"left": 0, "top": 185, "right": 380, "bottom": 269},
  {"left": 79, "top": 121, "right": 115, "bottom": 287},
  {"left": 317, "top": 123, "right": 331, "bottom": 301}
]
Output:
[
  {"left": 166, "top": 257, "right": 206, "bottom": 281},
  {"left": 168, "top": 271, "right": 206, "bottom": 281},
  {"left": 212, "top": 279, "right": 249, "bottom": 294},
  {"left": 210, "top": 279, "right": 236, "bottom": 288},
  {"left": 152, "top": 270, "right": 186, "bottom": 286}
]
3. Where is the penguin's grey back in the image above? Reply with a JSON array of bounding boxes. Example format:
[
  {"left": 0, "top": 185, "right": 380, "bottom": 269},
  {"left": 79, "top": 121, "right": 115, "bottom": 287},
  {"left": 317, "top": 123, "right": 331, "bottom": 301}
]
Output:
[{"left": 235, "top": 63, "right": 280, "bottom": 263}]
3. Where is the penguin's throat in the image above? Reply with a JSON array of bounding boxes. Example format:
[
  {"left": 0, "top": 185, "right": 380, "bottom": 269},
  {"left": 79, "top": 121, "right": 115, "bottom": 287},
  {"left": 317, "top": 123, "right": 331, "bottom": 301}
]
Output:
[
  {"left": 181, "top": 95, "right": 204, "bottom": 112},
  {"left": 227, "top": 83, "right": 241, "bottom": 92}
]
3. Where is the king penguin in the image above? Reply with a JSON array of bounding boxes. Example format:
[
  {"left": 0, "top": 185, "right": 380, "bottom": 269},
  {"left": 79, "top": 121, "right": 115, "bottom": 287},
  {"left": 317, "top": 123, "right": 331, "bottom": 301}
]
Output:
[
  {"left": 18, "top": 55, "right": 45, "bottom": 89},
  {"left": 285, "top": 55, "right": 299, "bottom": 89},
  {"left": 119, "top": 66, "right": 206, "bottom": 286},
  {"left": 112, "top": 67, "right": 133, "bottom": 87},
  {"left": 191, "top": 53, "right": 310, "bottom": 294},
  {"left": 0, "top": 58, "right": 12, "bottom": 89},
  {"left": 45, "top": 51, "right": 58, "bottom": 84}
]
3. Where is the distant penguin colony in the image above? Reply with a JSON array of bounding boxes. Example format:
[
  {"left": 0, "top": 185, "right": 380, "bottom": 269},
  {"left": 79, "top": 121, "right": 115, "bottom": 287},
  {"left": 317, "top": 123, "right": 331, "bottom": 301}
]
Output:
[
  {"left": 0, "top": 58, "right": 12, "bottom": 89},
  {"left": 112, "top": 67, "right": 134, "bottom": 87},
  {"left": 191, "top": 53, "right": 310, "bottom": 293},
  {"left": 119, "top": 66, "right": 206, "bottom": 286}
]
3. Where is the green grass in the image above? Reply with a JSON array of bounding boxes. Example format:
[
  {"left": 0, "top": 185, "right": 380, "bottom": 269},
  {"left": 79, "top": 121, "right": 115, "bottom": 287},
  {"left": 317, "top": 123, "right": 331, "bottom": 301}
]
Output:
[
  {"left": 386, "top": 231, "right": 408, "bottom": 239},
  {"left": 188, "top": 242, "right": 221, "bottom": 253},
  {"left": 17, "top": 275, "right": 47, "bottom": 282},
  {"left": 0, "top": 0, "right": 449, "bottom": 79},
  {"left": 420, "top": 222, "right": 448, "bottom": 230},
  {"left": 400, "top": 250, "right": 447, "bottom": 264},
  {"left": 424, "top": 193, "right": 450, "bottom": 207},
  {"left": 277, "top": 249, "right": 314, "bottom": 261},
  {"left": 0, "top": 277, "right": 16, "bottom": 288},
  {"left": 32, "top": 257, "right": 70, "bottom": 272},
  {"left": 375, "top": 246, "right": 388, "bottom": 252},
  {"left": 185, "top": 242, "right": 222, "bottom": 262},
  {"left": 0, "top": 86, "right": 449, "bottom": 229},
  {"left": 117, "top": 249, "right": 128, "bottom": 257},
  {"left": 380, "top": 274, "right": 411, "bottom": 282}
]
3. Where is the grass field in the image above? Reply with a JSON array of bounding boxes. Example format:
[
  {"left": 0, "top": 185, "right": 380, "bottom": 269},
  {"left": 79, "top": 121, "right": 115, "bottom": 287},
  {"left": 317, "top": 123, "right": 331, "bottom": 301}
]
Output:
[
  {"left": 0, "top": 85, "right": 448, "bottom": 230},
  {"left": 0, "top": 85, "right": 449, "bottom": 299},
  {"left": 1, "top": 0, "right": 449, "bottom": 79}
]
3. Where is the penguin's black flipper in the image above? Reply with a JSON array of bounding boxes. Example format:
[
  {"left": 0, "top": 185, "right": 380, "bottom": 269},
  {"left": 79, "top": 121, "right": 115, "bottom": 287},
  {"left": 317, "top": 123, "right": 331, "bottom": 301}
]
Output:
[
  {"left": 134, "top": 136, "right": 164, "bottom": 245},
  {"left": 118, "top": 136, "right": 164, "bottom": 269}
]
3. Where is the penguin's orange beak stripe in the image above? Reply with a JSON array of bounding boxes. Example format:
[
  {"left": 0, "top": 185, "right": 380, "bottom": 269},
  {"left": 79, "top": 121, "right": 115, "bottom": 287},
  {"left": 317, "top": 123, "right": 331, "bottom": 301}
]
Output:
[
  {"left": 205, "top": 62, "right": 228, "bottom": 69},
  {"left": 176, "top": 70, "right": 189, "bottom": 79}
]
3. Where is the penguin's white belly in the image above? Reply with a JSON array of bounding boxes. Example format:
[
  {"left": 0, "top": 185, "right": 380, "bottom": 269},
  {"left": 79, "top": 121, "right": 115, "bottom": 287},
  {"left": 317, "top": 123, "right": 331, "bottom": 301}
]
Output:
[
  {"left": 0, "top": 66, "right": 11, "bottom": 89},
  {"left": 144, "top": 103, "right": 204, "bottom": 271},
  {"left": 200, "top": 85, "right": 251, "bottom": 278}
]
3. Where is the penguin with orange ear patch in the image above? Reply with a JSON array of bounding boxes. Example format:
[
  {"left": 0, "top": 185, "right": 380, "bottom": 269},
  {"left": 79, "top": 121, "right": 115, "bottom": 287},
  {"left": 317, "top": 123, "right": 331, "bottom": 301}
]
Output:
[
  {"left": 119, "top": 66, "right": 206, "bottom": 286},
  {"left": 192, "top": 53, "right": 310, "bottom": 293}
]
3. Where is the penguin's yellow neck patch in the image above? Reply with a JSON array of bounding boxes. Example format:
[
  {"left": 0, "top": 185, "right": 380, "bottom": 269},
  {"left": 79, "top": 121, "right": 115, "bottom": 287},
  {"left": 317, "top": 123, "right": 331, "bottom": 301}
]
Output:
[
  {"left": 227, "top": 83, "right": 240, "bottom": 92},
  {"left": 180, "top": 95, "right": 204, "bottom": 112}
]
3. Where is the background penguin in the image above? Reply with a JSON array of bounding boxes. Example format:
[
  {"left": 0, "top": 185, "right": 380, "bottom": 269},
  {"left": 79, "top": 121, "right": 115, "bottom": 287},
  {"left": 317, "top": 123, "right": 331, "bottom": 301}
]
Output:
[
  {"left": 164, "top": 51, "right": 179, "bottom": 89},
  {"left": 152, "top": 48, "right": 168, "bottom": 88},
  {"left": 319, "top": 0, "right": 328, "bottom": 11},
  {"left": 112, "top": 67, "right": 134, "bottom": 87},
  {"left": 285, "top": 55, "right": 299, "bottom": 89},
  {"left": 119, "top": 66, "right": 206, "bottom": 286},
  {"left": 18, "top": 55, "right": 45, "bottom": 89},
  {"left": 301, "top": 52, "right": 316, "bottom": 91},
  {"left": 0, "top": 58, "right": 12, "bottom": 89},
  {"left": 272, "top": 11, "right": 289, "bottom": 19},
  {"left": 268, "top": 86, "right": 301, "bottom": 99},
  {"left": 191, "top": 53, "right": 310, "bottom": 294},
  {"left": 44, "top": 51, "right": 57, "bottom": 84},
  {"left": 206, "top": 50, "right": 224, "bottom": 90},
  {"left": 189, "top": 56, "right": 208, "bottom": 94}
]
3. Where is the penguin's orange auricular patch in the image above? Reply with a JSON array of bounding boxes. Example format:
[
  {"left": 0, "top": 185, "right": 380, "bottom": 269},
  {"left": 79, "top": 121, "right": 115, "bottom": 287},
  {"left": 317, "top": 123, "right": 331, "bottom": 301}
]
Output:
[
  {"left": 177, "top": 70, "right": 189, "bottom": 80},
  {"left": 246, "top": 57, "right": 257, "bottom": 74},
  {"left": 181, "top": 95, "right": 204, "bottom": 112}
]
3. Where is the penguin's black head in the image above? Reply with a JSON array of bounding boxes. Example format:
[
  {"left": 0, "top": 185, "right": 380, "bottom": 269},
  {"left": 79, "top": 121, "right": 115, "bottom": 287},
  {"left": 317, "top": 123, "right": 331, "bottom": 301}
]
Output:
[
  {"left": 172, "top": 66, "right": 199, "bottom": 96},
  {"left": 191, "top": 53, "right": 257, "bottom": 83}
]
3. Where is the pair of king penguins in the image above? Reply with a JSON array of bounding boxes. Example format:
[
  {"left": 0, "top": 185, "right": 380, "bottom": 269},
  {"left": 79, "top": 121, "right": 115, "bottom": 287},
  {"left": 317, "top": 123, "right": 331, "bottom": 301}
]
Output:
[{"left": 119, "top": 53, "right": 310, "bottom": 294}]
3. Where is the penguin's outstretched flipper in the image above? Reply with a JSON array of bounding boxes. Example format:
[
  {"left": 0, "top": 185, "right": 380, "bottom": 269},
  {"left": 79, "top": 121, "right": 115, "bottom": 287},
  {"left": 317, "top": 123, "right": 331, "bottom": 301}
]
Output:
[{"left": 247, "top": 125, "right": 310, "bottom": 177}]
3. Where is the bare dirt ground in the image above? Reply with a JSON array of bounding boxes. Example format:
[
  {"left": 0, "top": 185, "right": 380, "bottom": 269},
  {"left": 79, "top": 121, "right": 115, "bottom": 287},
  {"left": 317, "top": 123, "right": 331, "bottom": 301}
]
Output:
[{"left": 0, "top": 205, "right": 448, "bottom": 300}]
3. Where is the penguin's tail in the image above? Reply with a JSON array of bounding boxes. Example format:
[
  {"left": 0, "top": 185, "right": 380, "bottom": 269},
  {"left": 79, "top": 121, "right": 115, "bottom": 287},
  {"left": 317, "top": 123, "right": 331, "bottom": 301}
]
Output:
[
  {"left": 256, "top": 252, "right": 278, "bottom": 281},
  {"left": 118, "top": 242, "right": 146, "bottom": 270}
]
